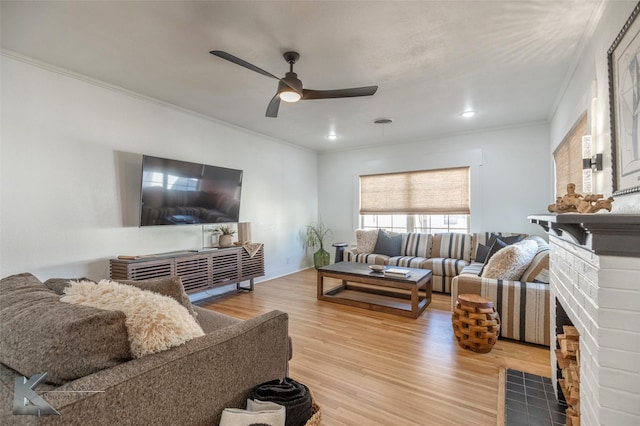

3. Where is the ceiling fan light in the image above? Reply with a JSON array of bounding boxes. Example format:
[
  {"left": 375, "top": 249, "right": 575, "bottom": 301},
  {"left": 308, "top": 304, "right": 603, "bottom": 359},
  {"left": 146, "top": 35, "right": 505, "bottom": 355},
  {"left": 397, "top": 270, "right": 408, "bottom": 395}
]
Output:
[{"left": 279, "top": 90, "right": 301, "bottom": 102}]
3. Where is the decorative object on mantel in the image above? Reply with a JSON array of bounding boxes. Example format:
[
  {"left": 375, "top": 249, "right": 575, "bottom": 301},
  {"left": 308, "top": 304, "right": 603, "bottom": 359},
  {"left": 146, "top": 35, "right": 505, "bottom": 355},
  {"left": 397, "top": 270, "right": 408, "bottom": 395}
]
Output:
[
  {"left": 306, "top": 222, "right": 332, "bottom": 269},
  {"left": 608, "top": 2, "right": 640, "bottom": 196},
  {"left": 214, "top": 225, "right": 236, "bottom": 248},
  {"left": 547, "top": 183, "right": 614, "bottom": 213}
]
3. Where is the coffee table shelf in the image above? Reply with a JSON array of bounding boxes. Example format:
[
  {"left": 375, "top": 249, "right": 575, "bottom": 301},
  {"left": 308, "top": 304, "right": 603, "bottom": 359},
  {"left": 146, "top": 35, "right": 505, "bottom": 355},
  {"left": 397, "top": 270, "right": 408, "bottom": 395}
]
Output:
[{"left": 316, "top": 262, "right": 432, "bottom": 318}]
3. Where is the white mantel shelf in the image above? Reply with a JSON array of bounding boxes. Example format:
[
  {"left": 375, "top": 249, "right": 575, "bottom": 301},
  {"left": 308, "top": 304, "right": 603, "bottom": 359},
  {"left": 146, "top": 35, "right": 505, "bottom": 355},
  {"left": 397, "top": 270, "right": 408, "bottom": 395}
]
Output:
[{"left": 528, "top": 213, "right": 640, "bottom": 258}]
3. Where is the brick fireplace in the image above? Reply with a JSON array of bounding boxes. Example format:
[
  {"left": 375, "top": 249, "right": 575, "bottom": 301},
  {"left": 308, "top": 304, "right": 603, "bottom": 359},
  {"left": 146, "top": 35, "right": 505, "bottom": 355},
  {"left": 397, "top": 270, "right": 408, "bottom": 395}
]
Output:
[{"left": 529, "top": 214, "right": 640, "bottom": 425}]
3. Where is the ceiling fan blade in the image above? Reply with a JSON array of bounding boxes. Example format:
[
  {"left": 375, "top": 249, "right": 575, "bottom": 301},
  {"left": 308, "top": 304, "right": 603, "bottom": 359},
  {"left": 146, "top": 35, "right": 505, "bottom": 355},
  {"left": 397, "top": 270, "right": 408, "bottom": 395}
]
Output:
[
  {"left": 302, "top": 86, "right": 378, "bottom": 100},
  {"left": 209, "top": 50, "right": 280, "bottom": 80},
  {"left": 266, "top": 94, "right": 280, "bottom": 118}
]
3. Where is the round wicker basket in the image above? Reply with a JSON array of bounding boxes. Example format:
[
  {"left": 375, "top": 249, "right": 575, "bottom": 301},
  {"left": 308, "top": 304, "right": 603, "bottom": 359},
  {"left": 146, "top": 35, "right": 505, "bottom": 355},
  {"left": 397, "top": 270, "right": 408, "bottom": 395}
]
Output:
[{"left": 304, "top": 396, "right": 321, "bottom": 426}]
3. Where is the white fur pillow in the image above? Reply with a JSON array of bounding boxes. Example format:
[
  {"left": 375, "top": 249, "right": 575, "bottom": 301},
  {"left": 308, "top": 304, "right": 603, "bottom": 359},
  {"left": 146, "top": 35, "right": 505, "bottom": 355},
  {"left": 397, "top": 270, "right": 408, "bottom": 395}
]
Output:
[
  {"left": 481, "top": 239, "right": 538, "bottom": 281},
  {"left": 61, "top": 280, "right": 204, "bottom": 358},
  {"left": 355, "top": 229, "right": 379, "bottom": 253}
]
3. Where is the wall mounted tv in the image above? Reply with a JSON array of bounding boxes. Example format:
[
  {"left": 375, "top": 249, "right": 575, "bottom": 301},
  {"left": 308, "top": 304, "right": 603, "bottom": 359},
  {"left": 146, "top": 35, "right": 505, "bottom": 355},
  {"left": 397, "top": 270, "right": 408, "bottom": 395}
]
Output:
[{"left": 140, "top": 155, "right": 243, "bottom": 226}]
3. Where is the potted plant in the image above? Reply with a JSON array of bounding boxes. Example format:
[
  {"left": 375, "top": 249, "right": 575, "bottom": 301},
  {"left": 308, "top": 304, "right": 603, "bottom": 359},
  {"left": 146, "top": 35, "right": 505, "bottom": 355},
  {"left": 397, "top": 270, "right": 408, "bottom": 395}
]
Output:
[
  {"left": 214, "top": 225, "right": 236, "bottom": 248},
  {"left": 306, "top": 222, "right": 332, "bottom": 268}
]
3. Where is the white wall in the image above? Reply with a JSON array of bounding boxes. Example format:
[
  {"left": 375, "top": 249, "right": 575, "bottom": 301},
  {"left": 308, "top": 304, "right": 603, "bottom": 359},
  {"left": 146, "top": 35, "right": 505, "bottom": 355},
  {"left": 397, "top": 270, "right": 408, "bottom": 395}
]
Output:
[
  {"left": 551, "top": 1, "right": 640, "bottom": 212},
  {"left": 318, "top": 123, "right": 551, "bottom": 250},
  {"left": 0, "top": 55, "right": 318, "bottom": 282}
]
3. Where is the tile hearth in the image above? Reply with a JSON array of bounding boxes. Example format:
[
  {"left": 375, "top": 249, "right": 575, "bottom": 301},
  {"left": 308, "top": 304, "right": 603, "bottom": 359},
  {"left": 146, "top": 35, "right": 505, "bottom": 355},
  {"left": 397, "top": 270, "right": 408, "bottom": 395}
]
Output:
[{"left": 505, "top": 369, "right": 567, "bottom": 426}]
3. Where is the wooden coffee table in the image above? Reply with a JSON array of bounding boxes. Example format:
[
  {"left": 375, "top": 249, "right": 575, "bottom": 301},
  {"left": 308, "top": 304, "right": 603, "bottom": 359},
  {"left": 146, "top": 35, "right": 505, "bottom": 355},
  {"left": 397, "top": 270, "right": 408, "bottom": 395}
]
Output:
[{"left": 317, "top": 262, "right": 432, "bottom": 318}]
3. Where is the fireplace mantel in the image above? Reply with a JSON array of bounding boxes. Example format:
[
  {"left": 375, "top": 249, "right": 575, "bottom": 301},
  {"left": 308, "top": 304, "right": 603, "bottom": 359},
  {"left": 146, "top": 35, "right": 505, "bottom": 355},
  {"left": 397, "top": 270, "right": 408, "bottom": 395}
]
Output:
[
  {"left": 530, "top": 213, "right": 640, "bottom": 425},
  {"left": 528, "top": 213, "right": 640, "bottom": 257}
]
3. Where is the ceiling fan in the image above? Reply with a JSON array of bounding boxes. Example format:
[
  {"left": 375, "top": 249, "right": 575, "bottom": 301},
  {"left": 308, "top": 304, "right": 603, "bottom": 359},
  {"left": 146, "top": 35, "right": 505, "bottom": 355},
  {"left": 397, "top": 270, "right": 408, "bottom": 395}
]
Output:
[{"left": 209, "top": 50, "right": 378, "bottom": 118}]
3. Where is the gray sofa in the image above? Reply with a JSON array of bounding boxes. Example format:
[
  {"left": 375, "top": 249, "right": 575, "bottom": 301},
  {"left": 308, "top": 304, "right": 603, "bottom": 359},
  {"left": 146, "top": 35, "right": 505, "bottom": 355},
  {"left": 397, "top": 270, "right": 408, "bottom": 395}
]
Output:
[{"left": 0, "top": 273, "right": 290, "bottom": 425}]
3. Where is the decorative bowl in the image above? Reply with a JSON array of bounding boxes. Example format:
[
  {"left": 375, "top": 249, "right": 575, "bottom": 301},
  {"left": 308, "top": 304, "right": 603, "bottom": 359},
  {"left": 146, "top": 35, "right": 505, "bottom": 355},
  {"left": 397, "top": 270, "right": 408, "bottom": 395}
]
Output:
[{"left": 369, "top": 265, "right": 385, "bottom": 272}]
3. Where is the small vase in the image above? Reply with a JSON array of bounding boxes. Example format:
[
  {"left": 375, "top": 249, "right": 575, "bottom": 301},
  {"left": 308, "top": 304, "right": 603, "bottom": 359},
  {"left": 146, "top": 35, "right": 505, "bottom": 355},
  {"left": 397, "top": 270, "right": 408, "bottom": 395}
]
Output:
[
  {"left": 219, "top": 234, "right": 233, "bottom": 248},
  {"left": 313, "top": 247, "right": 330, "bottom": 269}
]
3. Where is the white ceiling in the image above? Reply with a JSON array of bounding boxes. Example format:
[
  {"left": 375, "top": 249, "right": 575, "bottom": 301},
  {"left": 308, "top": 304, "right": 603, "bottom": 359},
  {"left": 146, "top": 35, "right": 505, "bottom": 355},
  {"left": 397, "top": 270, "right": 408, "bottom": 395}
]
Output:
[{"left": 1, "top": 1, "right": 603, "bottom": 152}]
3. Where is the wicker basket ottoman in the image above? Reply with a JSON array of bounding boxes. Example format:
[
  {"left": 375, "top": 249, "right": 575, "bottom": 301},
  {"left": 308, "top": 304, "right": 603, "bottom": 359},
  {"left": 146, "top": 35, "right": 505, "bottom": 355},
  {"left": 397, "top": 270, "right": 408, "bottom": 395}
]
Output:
[{"left": 452, "top": 294, "right": 500, "bottom": 353}]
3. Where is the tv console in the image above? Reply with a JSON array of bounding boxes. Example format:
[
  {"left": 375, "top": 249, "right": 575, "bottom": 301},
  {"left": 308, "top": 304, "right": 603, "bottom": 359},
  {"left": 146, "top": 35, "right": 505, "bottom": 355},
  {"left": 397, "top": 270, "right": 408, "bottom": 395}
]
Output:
[{"left": 109, "top": 245, "right": 264, "bottom": 294}]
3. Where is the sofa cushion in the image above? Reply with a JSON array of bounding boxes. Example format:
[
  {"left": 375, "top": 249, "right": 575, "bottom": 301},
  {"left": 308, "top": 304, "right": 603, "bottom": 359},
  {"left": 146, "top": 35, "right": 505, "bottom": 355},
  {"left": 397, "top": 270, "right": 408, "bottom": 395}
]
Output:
[
  {"left": 486, "top": 232, "right": 523, "bottom": 247},
  {"left": 373, "top": 230, "right": 402, "bottom": 257},
  {"left": 355, "top": 229, "right": 380, "bottom": 253},
  {"left": 471, "top": 232, "right": 527, "bottom": 262},
  {"left": 45, "top": 276, "right": 198, "bottom": 318},
  {"left": 0, "top": 273, "right": 131, "bottom": 384},
  {"left": 475, "top": 244, "right": 491, "bottom": 264},
  {"left": 423, "top": 258, "right": 469, "bottom": 277},
  {"left": 432, "top": 233, "right": 473, "bottom": 262},
  {"left": 115, "top": 277, "right": 198, "bottom": 318},
  {"left": 481, "top": 239, "right": 538, "bottom": 281},
  {"left": 349, "top": 253, "right": 390, "bottom": 265},
  {"left": 387, "top": 256, "right": 428, "bottom": 268},
  {"left": 520, "top": 236, "right": 550, "bottom": 283},
  {"left": 486, "top": 238, "right": 508, "bottom": 259},
  {"left": 43, "top": 277, "right": 91, "bottom": 294},
  {"left": 61, "top": 280, "right": 205, "bottom": 358},
  {"left": 400, "top": 233, "right": 433, "bottom": 258},
  {"left": 479, "top": 234, "right": 525, "bottom": 275},
  {"left": 459, "top": 262, "right": 484, "bottom": 276}
]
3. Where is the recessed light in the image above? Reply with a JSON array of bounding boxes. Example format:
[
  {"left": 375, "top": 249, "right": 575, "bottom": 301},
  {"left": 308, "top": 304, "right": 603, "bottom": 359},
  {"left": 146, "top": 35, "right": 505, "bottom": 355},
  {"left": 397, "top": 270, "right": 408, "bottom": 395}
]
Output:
[
  {"left": 327, "top": 133, "right": 338, "bottom": 140},
  {"left": 460, "top": 111, "right": 476, "bottom": 118}
]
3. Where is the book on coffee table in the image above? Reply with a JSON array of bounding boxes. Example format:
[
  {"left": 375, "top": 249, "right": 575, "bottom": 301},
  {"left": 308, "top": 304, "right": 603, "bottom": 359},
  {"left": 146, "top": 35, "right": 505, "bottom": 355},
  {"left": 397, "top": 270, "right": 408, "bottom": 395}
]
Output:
[{"left": 384, "top": 268, "right": 411, "bottom": 277}]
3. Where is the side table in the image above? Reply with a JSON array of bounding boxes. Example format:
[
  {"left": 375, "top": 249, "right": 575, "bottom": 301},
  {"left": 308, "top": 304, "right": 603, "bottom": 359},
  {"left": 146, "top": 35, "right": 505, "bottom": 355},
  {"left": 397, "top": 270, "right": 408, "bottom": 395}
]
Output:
[
  {"left": 332, "top": 243, "right": 348, "bottom": 263},
  {"left": 452, "top": 294, "right": 500, "bottom": 353}
]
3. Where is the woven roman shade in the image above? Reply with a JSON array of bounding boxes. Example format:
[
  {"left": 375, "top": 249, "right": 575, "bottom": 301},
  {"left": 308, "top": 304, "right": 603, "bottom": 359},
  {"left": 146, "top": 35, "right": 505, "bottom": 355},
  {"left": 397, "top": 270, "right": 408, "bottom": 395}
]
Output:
[
  {"left": 360, "top": 167, "right": 470, "bottom": 214},
  {"left": 554, "top": 113, "right": 587, "bottom": 196}
]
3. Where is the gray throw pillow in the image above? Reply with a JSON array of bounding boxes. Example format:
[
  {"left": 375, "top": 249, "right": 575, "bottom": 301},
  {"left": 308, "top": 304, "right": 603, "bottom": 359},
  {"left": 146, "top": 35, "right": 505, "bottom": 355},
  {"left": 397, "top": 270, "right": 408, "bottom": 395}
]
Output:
[
  {"left": 373, "top": 230, "right": 402, "bottom": 257},
  {"left": 475, "top": 244, "right": 491, "bottom": 263},
  {"left": 114, "top": 277, "right": 198, "bottom": 318},
  {"left": 0, "top": 273, "right": 131, "bottom": 384},
  {"left": 479, "top": 239, "right": 508, "bottom": 276},
  {"left": 45, "top": 276, "right": 197, "bottom": 318},
  {"left": 487, "top": 233, "right": 523, "bottom": 247},
  {"left": 43, "top": 277, "right": 92, "bottom": 294}
]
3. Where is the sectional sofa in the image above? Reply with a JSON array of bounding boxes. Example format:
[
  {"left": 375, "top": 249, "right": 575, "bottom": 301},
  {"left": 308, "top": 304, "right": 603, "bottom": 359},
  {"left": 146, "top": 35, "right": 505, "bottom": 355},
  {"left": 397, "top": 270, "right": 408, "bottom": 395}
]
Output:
[{"left": 344, "top": 230, "right": 551, "bottom": 345}]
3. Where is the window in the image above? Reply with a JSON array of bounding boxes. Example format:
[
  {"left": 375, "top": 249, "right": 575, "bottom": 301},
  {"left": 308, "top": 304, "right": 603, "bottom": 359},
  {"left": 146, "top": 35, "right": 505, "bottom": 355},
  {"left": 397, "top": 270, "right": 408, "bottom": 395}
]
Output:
[
  {"left": 359, "top": 167, "right": 470, "bottom": 233},
  {"left": 360, "top": 214, "right": 469, "bottom": 233},
  {"left": 553, "top": 113, "right": 587, "bottom": 196}
]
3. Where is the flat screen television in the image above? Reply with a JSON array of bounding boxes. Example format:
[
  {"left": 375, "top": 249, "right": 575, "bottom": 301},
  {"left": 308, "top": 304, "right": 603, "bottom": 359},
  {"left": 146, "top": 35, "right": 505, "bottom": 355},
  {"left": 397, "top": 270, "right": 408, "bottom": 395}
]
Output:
[{"left": 139, "top": 155, "right": 243, "bottom": 226}]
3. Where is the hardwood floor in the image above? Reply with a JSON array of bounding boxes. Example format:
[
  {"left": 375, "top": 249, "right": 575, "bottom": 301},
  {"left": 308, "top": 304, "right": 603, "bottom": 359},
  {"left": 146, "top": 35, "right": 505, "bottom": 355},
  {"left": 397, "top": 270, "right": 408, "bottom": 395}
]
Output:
[{"left": 200, "top": 268, "right": 551, "bottom": 426}]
